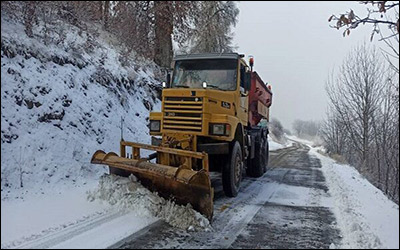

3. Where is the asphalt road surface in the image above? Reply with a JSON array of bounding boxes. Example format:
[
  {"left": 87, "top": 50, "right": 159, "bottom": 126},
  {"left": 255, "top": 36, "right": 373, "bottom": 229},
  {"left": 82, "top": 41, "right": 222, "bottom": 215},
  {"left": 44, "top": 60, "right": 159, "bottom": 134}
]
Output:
[{"left": 110, "top": 142, "right": 341, "bottom": 249}]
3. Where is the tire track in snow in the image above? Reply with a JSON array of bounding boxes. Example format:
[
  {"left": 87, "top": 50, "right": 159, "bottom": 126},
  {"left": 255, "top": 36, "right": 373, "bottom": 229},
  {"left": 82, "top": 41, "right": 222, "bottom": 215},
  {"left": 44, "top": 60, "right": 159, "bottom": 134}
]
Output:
[
  {"left": 12, "top": 210, "right": 127, "bottom": 249},
  {"left": 206, "top": 171, "right": 290, "bottom": 248},
  {"left": 114, "top": 146, "right": 299, "bottom": 249}
]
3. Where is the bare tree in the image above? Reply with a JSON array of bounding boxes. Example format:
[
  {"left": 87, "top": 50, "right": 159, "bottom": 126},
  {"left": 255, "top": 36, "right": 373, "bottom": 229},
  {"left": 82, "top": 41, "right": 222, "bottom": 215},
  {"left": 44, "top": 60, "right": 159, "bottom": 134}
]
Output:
[
  {"left": 327, "top": 44, "right": 386, "bottom": 170},
  {"left": 372, "top": 71, "right": 399, "bottom": 201},
  {"left": 153, "top": 1, "right": 173, "bottom": 68},
  {"left": 102, "top": 1, "right": 110, "bottom": 30},
  {"left": 269, "top": 118, "right": 285, "bottom": 142},
  {"left": 329, "top": 1, "right": 399, "bottom": 73},
  {"left": 190, "top": 1, "right": 239, "bottom": 53},
  {"left": 111, "top": 2, "right": 155, "bottom": 59},
  {"left": 320, "top": 109, "right": 347, "bottom": 156},
  {"left": 23, "top": 1, "right": 36, "bottom": 38},
  {"left": 292, "top": 119, "right": 321, "bottom": 140},
  {"left": 111, "top": 1, "right": 198, "bottom": 67},
  {"left": 323, "top": 43, "right": 399, "bottom": 203}
]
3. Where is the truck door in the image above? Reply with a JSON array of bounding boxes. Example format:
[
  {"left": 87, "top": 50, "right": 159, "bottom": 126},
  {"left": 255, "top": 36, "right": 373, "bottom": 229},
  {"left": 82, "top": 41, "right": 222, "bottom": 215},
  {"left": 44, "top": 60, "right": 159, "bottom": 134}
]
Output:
[{"left": 238, "top": 63, "right": 249, "bottom": 124}]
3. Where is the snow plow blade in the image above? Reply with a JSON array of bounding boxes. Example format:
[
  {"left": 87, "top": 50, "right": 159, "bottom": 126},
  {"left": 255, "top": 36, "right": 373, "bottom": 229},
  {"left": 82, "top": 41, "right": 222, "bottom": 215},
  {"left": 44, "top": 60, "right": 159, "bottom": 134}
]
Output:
[{"left": 91, "top": 141, "right": 214, "bottom": 220}]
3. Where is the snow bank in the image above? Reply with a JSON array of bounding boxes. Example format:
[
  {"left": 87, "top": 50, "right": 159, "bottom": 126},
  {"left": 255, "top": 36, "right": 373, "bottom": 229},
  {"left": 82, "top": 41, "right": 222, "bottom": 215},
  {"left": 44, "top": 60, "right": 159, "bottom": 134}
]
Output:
[
  {"left": 309, "top": 148, "right": 399, "bottom": 249},
  {"left": 268, "top": 136, "right": 293, "bottom": 151},
  {"left": 286, "top": 135, "right": 315, "bottom": 147},
  {"left": 1, "top": 183, "right": 109, "bottom": 248},
  {"left": 1, "top": 181, "right": 158, "bottom": 249},
  {"left": 87, "top": 174, "right": 211, "bottom": 231}
]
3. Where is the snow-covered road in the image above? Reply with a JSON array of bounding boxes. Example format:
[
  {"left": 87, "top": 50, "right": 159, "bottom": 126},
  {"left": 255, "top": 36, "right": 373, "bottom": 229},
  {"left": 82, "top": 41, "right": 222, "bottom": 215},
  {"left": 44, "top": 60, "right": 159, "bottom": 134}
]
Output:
[
  {"left": 111, "top": 142, "right": 399, "bottom": 249},
  {"left": 112, "top": 143, "right": 342, "bottom": 249},
  {"left": 2, "top": 141, "right": 398, "bottom": 249}
]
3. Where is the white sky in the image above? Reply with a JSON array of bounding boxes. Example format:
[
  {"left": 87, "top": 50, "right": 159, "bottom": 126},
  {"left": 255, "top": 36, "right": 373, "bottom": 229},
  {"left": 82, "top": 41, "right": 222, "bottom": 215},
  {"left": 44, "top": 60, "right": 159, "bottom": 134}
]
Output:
[{"left": 233, "top": 1, "right": 381, "bottom": 130}]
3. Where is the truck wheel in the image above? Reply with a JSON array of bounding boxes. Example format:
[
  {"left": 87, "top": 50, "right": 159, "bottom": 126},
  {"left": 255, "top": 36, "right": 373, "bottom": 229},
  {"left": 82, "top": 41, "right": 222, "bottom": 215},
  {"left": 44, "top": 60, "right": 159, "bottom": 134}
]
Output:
[
  {"left": 109, "top": 167, "right": 130, "bottom": 177},
  {"left": 247, "top": 138, "right": 265, "bottom": 178},
  {"left": 263, "top": 139, "right": 269, "bottom": 173},
  {"left": 222, "top": 141, "right": 243, "bottom": 197}
]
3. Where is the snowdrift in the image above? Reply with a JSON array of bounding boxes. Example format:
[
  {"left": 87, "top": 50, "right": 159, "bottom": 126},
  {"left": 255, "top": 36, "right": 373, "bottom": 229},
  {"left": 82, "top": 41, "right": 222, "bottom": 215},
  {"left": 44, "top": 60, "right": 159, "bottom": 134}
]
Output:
[{"left": 87, "top": 174, "right": 210, "bottom": 231}]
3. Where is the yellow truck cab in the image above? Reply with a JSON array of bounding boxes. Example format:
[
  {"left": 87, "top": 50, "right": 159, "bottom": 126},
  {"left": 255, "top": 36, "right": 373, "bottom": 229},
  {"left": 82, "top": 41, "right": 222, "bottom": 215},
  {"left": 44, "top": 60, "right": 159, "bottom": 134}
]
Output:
[{"left": 149, "top": 53, "right": 272, "bottom": 196}]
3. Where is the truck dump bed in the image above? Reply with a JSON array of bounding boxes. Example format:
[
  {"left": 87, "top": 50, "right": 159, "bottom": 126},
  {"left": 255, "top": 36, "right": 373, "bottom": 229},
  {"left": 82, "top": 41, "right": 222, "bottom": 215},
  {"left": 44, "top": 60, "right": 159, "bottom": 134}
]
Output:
[{"left": 248, "top": 71, "right": 272, "bottom": 126}]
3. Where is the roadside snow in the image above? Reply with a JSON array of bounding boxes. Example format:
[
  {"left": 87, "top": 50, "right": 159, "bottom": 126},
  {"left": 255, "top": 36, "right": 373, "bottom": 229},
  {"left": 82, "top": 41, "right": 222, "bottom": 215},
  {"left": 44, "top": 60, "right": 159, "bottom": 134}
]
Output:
[
  {"left": 268, "top": 136, "right": 293, "bottom": 151},
  {"left": 50, "top": 212, "right": 157, "bottom": 249},
  {"left": 1, "top": 180, "right": 156, "bottom": 249},
  {"left": 87, "top": 174, "right": 211, "bottom": 231},
  {"left": 1, "top": 173, "right": 211, "bottom": 249},
  {"left": 286, "top": 135, "right": 315, "bottom": 147},
  {"left": 1, "top": 182, "right": 105, "bottom": 247},
  {"left": 308, "top": 147, "right": 399, "bottom": 249}
]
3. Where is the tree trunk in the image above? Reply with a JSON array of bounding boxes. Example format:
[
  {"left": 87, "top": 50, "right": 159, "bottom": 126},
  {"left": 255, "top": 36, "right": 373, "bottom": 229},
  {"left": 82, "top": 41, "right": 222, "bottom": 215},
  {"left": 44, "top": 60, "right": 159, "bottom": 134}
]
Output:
[
  {"left": 104, "top": 1, "right": 110, "bottom": 30},
  {"left": 154, "top": 1, "right": 173, "bottom": 68},
  {"left": 24, "top": 1, "right": 36, "bottom": 38},
  {"left": 395, "top": 166, "right": 399, "bottom": 203}
]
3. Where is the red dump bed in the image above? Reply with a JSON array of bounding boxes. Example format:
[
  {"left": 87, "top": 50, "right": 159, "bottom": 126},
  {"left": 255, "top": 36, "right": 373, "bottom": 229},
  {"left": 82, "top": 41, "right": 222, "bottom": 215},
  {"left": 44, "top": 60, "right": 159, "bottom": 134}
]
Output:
[{"left": 248, "top": 72, "right": 272, "bottom": 126}]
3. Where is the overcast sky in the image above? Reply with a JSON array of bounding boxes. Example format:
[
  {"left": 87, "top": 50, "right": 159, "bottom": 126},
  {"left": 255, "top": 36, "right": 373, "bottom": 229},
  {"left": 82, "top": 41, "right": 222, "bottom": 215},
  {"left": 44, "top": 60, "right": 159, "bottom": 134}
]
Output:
[{"left": 233, "top": 1, "right": 381, "bottom": 130}]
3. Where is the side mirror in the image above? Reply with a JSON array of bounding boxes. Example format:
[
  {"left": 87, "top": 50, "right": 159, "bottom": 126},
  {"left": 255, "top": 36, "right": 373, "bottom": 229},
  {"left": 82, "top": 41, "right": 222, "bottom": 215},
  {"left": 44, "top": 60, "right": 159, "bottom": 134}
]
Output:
[
  {"left": 163, "top": 73, "right": 171, "bottom": 88},
  {"left": 244, "top": 72, "right": 251, "bottom": 91}
]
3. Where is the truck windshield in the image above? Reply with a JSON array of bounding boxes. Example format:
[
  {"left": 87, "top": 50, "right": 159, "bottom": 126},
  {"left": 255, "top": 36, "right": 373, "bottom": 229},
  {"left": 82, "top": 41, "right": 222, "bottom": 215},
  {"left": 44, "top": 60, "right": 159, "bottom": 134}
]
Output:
[{"left": 172, "top": 59, "right": 237, "bottom": 91}]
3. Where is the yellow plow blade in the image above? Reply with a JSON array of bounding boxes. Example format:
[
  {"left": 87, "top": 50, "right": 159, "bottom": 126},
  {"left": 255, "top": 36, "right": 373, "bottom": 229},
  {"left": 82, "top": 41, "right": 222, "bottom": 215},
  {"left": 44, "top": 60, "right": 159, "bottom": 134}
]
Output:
[{"left": 91, "top": 142, "right": 214, "bottom": 220}]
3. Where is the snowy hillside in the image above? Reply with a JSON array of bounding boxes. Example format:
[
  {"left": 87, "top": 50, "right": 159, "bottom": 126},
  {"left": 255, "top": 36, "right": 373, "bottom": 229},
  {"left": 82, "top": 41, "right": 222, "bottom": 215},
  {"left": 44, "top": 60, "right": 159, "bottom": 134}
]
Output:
[{"left": 1, "top": 17, "right": 162, "bottom": 196}]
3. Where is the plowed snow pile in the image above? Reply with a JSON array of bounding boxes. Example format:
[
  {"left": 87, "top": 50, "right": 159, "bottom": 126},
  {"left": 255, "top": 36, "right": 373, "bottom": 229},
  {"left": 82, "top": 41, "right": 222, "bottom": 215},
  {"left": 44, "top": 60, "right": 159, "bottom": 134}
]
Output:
[{"left": 87, "top": 174, "right": 210, "bottom": 231}]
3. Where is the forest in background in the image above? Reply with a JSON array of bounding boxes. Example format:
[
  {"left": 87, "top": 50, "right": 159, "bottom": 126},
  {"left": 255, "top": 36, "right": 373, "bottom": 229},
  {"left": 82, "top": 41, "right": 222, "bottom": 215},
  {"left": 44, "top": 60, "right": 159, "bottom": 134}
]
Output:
[{"left": 1, "top": 1, "right": 239, "bottom": 69}]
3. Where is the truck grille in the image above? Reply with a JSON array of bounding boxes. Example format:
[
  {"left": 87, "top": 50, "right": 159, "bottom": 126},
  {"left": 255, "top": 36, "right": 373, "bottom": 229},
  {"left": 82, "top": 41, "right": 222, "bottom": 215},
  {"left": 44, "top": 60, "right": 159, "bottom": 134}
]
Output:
[{"left": 163, "top": 97, "right": 203, "bottom": 132}]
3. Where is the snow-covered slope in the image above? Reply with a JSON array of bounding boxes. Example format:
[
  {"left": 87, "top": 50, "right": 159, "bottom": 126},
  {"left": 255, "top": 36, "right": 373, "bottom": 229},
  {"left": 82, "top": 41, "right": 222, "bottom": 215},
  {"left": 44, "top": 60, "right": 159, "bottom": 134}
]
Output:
[{"left": 1, "top": 17, "right": 162, "bottom": 197}]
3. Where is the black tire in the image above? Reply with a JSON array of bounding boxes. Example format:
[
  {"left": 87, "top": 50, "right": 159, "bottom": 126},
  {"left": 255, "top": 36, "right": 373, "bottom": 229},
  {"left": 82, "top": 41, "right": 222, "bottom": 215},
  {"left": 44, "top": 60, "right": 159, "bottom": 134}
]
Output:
[
  {"left": 109, "top": 167, "right": 130, "bottom": 177},
  {"left": 263, "top": 139, "right": 269, "bottom": 173},
  {"left": 247, "top": 137, "right": 265, "bottom": 177},
  {"left": 222, "top": 141, "right": 243, "bottom": 197}
]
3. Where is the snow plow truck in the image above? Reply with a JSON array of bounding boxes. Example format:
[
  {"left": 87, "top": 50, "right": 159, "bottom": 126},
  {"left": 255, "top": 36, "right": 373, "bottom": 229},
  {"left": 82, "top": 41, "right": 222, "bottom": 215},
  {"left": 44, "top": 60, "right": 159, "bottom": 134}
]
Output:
[{"left": 91, "top": 53, "right": 272, "bottom": 221}]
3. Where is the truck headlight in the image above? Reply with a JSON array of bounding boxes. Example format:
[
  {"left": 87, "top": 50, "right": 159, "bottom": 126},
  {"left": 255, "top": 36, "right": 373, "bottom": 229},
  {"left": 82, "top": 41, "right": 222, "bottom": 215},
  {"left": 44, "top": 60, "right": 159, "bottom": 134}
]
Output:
[
  {"left": 150, "top": 120, "right": 161, "bottom": 132},
  {"left": 210, "top": 123, "right": 230, "bottom": 136}
]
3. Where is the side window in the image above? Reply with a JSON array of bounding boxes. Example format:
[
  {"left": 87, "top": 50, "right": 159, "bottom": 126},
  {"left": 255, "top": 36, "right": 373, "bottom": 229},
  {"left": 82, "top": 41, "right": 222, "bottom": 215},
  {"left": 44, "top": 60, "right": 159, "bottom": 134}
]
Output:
[{"left": 240, "top": 63, "right": 245, "bottom": 89}]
